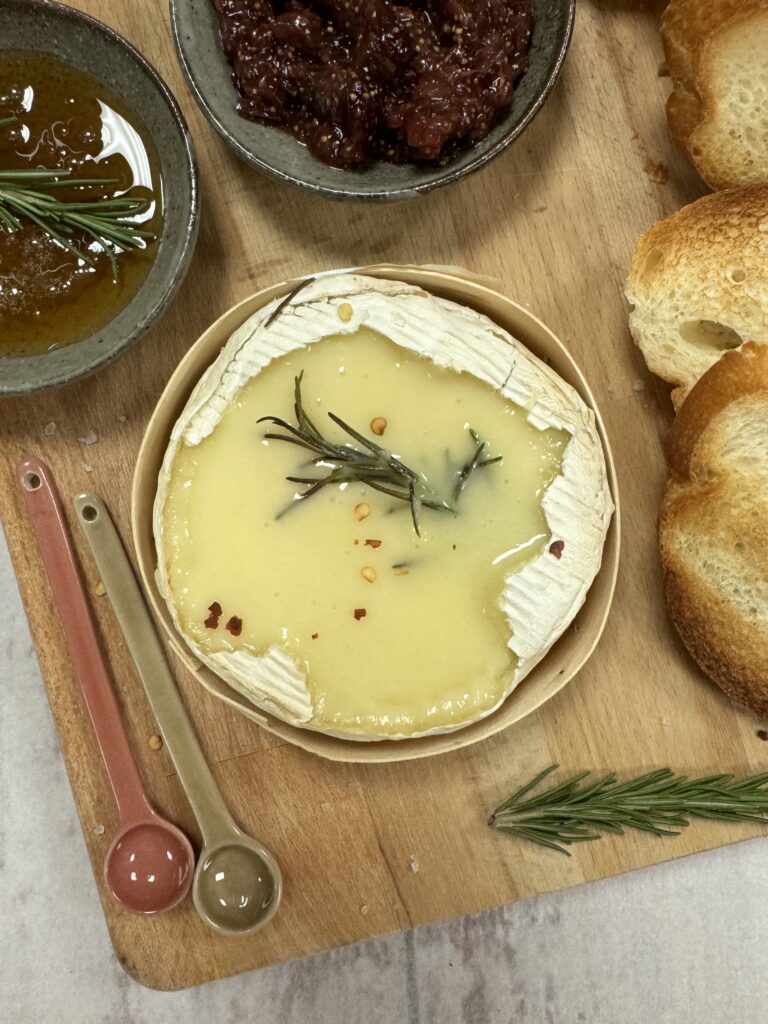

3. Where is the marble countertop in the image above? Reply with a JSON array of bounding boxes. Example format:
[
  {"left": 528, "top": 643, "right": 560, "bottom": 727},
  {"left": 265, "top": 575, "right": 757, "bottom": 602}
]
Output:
[{"left": 1, "top": 531, "right": 767, "bottom": 1024}]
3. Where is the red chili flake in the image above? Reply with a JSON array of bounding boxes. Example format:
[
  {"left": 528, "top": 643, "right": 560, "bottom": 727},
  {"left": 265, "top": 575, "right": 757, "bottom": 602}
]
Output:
[
  {"left": 549, "top": 540, "right": 565, "bottom": 559},
  {"left": 311, "top": 632, "right": 319, "bottom": 640},
  {"left": 364, "top": 539, "right": 382, "bottom": 548},
  {"left": 353, "top": 608, "right": 367, "bottom": 621},
  {"left": 204, "top": 601, "right": 222, "bottom": 628},
  {"left": 226, "top": 615, "right": 243, "bottom": 637}
]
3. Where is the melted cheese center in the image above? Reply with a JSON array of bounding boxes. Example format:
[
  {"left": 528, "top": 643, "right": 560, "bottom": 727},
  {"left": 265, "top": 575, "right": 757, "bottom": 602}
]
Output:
[{"left": 162, "top": 328, "right": 569, "bottom": 736}]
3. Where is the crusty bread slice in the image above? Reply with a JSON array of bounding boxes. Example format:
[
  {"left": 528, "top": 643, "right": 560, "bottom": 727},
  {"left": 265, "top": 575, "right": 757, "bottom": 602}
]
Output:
[
  {"left": 662, "top": 0, "right": 745, "bottom": 85},
  {"left": 660, "top": 342, "right": 768, "bottom": 717},
  {"left": 661, "top": 0, "right": 768, "bottom": 188},
  {"left": 687, "top": 3, "right": 768, "bottom": 189},
  {"left": 662, "top": 0, "right": 744, "bottom": 145},
  {"left": 625, "top": 184, "right": 768, "bottom": 406}
]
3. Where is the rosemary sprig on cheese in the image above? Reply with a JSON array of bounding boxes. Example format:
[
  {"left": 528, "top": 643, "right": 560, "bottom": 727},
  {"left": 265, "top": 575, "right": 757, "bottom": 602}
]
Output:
[
  {"left": 490, "top": 765, "right": 768, "bottom": 855},
  {"left": 259, "top": 371, "right": 501, "bottom": 534}
]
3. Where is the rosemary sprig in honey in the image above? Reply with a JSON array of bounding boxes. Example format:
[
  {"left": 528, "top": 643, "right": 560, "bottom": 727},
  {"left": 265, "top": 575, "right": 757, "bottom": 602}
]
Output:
[
  {"left": 0, "top": 166, "right": 155, "bottom": 278},
  {"left": 490, "top": 765, "right": 768, "bottom": 855},
  {"left": 259, "top": 372, "right": 501, "bottom": 534}
]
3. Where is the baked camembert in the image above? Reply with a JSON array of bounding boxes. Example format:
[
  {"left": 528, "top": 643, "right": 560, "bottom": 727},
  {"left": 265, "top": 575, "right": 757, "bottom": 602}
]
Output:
[{"left": 155, "top": 275, "right": 613, "bottom": 739}]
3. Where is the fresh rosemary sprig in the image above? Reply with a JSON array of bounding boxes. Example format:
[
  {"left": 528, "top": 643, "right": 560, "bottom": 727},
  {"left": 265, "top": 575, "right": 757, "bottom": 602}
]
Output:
[
  {"left": 260, "top": 372, "right": 450, "bottom": 533},
  {"left": 259, "top": 372, "right": 501, "bottom": 534},
  {"left": 490, "top": 765, "right": 768, "bottom": 855},
  {"left": 0, "top": 167, "right": 154, "bottom": 278}
]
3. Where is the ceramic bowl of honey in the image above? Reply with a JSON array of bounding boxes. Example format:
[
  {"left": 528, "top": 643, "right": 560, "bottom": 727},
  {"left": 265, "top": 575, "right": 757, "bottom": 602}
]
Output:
[{"left": 0, "top": 0, "right": 198, "bottom": 396}]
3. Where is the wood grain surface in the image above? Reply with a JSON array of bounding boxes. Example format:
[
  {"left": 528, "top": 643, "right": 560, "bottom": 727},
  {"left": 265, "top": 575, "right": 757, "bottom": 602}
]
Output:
[{"left": 1, "top": 0, "right": 766, "bottom": 992}]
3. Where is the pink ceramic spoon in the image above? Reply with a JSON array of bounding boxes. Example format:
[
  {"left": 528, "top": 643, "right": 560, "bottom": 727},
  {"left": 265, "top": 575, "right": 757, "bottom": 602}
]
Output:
[{"left": 18, "top": 456, "right": 194, "bottom": 915}]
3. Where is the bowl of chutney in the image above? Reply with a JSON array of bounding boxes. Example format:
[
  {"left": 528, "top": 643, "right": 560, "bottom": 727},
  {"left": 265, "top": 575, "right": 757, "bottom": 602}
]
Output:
[
  {"left": 170, "top": 0, "right": 574, "bottom": 201},
  {"left": 0, "top": 0, "right": 198, "bottom": 396}
]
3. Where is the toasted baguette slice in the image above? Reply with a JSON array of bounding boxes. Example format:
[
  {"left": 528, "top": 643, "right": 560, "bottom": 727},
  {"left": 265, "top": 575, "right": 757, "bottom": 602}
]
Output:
[
  {"left": 662, "top": 0, "right": 744, "bottom": 86},
  {"left": 688, "top": 2, "right": 768, "bottom": 189},
  {"left": 625, "top": 184, "right": 768, "bottom": 406},
  {"left": 660, "top": 342, "right": 768, "bottom": 716},
  {"left": 662, "top": 0, "right": 744, "bottom": 144}
]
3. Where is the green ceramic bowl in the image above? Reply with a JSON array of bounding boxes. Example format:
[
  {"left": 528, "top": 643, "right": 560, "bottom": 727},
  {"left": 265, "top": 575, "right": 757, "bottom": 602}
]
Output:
[
  {"left": 0, "top": 0, "right": 199, "bottom": 396},
  {"left": 170, "top": 0, "right": 575, "bottom": 201}
]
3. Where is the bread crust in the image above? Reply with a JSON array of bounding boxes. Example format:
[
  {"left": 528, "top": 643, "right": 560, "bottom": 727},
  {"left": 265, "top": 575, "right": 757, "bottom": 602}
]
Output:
[{"left": 659, "top": 343, "right": 768, "bottom": 717}]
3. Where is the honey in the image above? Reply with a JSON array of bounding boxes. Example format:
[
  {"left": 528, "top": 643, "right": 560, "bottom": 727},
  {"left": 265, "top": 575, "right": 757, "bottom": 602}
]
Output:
[{"left": 0, "top": 52, "right": 162, "bottom": 356}]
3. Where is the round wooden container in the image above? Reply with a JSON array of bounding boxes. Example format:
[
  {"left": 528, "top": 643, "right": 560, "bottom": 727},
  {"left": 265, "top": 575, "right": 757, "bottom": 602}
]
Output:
[{"left": 132, "top": 266, "right": 620, "bottom": 762}]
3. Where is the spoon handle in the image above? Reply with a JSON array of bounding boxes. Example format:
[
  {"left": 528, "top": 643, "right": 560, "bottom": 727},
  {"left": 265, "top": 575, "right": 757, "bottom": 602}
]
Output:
[
  {"left": 17, "top": 458, "right": 153, "bottom": 826},
  {"left": 74, "top": 493, "right": 239, "bottom": 849}
]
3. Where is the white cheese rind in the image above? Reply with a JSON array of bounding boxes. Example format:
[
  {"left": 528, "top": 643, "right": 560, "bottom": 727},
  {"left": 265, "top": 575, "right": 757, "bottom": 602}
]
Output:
[{"left": 154, "top": 273, "right": 613, "bottom": 739}]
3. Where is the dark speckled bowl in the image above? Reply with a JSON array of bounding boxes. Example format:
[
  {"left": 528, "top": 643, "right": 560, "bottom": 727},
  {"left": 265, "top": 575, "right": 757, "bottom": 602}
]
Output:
[
  {"left": 0, "top": 0, "right": 199, "bottom": 396},
  {"left": 170, "top": 0, "right": 575, "bottom": 201}
]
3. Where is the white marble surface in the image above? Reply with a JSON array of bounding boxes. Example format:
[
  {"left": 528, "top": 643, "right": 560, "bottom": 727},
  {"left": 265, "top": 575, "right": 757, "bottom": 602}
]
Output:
[{"left": 1, "top": 529, "right": 767, "bottom": 1024}]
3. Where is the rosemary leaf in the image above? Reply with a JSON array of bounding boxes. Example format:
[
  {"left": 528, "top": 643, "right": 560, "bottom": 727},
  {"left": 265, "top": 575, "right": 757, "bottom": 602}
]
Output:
[
  {"left": 453, "top": 428, "right": 503, "bottom": 502},
  {"left": 490, "top": 766, "right": 768, "bottom": 855},
  {"left": 264, "top": 277, "right": 315, "bottom": 328}
]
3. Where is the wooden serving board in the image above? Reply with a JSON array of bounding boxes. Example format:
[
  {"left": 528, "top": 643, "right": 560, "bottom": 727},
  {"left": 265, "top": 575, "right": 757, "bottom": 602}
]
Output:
[{"left": 2, "top": 0, "right": 767, "bottom": 992}]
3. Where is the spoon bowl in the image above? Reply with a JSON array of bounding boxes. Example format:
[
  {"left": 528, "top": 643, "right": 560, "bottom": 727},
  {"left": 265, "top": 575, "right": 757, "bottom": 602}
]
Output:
[
  {"left": 192, "top": 835, "right": 282, "bottom": 937},
  {"left": 105, "top": 817, "right": 194, "bottom": 915}
]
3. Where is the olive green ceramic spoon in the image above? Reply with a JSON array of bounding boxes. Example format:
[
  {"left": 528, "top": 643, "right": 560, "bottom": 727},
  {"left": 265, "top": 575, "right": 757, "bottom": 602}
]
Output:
[{"left": 74, "top": 492, "right": 282, "bottom": 938}]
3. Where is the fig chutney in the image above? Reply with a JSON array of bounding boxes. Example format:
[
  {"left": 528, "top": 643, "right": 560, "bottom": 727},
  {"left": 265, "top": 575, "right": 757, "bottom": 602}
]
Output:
[{"left": 211, "top": 0, "right": 534, "bottom": 169}]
